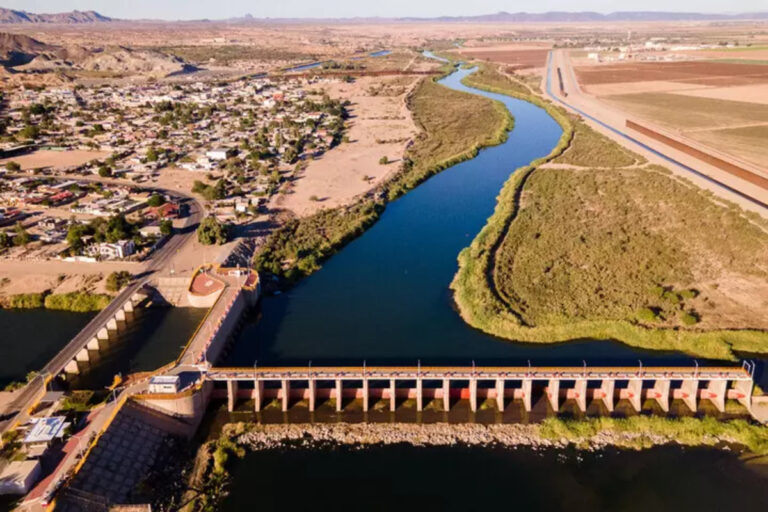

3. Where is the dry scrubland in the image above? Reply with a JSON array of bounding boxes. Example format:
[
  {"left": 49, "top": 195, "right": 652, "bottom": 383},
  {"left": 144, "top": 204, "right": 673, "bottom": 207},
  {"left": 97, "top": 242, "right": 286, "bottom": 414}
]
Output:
[
  {"left": 255, "top": 71, "right": 511, "bottom": 281},
  {"left": 451, "top": 65, "right": 768, "bottom": 360}
]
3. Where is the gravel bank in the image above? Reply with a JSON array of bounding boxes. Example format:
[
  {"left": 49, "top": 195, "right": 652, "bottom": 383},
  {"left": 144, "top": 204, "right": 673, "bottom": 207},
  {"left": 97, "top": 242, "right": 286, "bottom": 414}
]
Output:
[{"left": 233, "top": 422, "right": 724, "bottom": 452}]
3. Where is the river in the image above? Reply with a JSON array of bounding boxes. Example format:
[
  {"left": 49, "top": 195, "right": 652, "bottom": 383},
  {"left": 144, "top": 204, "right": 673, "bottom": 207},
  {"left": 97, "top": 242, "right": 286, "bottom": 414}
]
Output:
[
  {"left": 221, "top": 444, "right": 768, "bottom": 512},
  {"left": 225, "top": 61, "right": 765, "bottom": 382}
]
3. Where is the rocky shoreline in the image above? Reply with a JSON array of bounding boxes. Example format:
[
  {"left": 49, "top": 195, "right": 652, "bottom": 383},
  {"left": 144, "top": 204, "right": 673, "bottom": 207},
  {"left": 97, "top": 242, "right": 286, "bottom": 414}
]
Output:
[{"left": 232, "top": 422, "right": 735, "bottom": 453}]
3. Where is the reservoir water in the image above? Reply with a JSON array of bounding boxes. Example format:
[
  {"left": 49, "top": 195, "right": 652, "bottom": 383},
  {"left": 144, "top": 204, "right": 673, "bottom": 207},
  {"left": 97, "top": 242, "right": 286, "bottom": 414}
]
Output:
[{"left": 226, "top": 64, "right": 764, "bottom": 379}]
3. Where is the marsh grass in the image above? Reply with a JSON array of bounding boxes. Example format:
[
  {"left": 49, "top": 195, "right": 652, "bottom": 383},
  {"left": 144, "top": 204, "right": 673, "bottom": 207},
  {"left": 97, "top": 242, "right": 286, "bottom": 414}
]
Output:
[{"left": 450, "top": 64, "right": 768, "bottom": 359}]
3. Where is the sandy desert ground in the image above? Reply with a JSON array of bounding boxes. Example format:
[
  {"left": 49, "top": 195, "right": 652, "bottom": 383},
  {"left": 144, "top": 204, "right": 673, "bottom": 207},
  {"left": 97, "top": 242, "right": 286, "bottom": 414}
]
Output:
[
  {"left": 0, "top": 149, "right": 112, "bottom": 170},
  {"left": 275, "top": 75, "right": 421, "bottom": 216}
]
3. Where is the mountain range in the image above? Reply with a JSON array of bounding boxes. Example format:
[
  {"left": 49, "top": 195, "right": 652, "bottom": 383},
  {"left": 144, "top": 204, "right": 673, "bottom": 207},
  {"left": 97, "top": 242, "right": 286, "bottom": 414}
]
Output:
[{"left": 1, "top": 7, "right": 767, "bottom": 24}]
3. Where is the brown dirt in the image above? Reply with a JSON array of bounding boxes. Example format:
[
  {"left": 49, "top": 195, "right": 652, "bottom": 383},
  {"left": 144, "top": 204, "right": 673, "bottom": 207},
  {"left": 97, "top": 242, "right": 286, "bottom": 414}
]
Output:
[
  {"left": 0, "top": 149, "right": 111, "bottom": 170},
  {"left": 575, "top": 61, "right": 768, "bottom": 85},
  {"left": 455, "top": 48, "right": 549, "bottom": 69}
]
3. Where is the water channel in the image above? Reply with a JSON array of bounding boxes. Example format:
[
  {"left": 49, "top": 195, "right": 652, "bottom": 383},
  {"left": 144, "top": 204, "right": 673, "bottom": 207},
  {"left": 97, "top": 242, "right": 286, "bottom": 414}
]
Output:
[{"left": 0, "top": 306, "right": 205, "bottom": 390}]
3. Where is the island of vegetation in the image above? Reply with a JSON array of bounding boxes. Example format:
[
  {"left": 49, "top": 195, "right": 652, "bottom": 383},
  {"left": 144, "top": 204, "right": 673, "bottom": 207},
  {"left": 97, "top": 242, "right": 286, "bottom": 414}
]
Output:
[{"left": 450, "top": 65, "right": 768, "bottom": 360}]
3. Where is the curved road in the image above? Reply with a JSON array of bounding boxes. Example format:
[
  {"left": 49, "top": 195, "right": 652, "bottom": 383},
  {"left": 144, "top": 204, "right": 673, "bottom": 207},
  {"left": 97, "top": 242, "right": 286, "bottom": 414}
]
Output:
[{"left": 0, "top": 174, "right": 204, "bottom": 434}]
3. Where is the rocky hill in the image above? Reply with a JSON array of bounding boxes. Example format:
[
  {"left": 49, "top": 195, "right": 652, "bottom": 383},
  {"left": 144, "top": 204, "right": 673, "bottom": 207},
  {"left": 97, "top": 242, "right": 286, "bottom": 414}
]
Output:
[
  {"left": 0, "top": 8, "right": 111, "bottom": 24},
  {"left": 0, "top": 32, "right": 193, "bottom": 78}
]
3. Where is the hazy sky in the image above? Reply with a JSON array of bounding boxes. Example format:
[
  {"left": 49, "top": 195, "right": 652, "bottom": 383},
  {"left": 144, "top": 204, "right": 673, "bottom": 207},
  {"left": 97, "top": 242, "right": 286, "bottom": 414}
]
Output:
[{"left": 6, "top": 1, "right": 767, "bottom": 20}]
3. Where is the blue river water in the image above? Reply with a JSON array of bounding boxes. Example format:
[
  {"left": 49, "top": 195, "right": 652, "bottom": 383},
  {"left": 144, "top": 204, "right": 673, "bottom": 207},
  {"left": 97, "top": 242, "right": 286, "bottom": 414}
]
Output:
[{"left": 224, "top": 64, "right": 760, "bottom": 374}]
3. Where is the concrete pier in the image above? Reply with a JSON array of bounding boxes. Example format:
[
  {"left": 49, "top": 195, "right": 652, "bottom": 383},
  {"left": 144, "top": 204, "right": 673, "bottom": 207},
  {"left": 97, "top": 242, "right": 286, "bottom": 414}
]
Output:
[
  {"left": 253, "top": 380, "right": 263, "bottom": 412},
  {"left": 573, "top": 379, "right": 587, "bottom": 413},
  {"left": 389, "top": 379, "right": 396, "bottom": 412},
  {"left": 469, "top": 378, "right": 478, "bottom": 413},
  {"left": 680, "top": 378, "right": 698, "bottom": 412},
  {"left": 227, "top": 380, "right": 238, "bottom": 412},
  {"left": 308, "top": 379, "right": 316, "bottom": 412},
  {"left": 362, "top": 379, "right": 369, "bottom": 412},
  {"left": 547, "top": 379, "right": 560, "bottom": 412},
  {"left": 704, "top": 379, "right": 727, "bottom": 412},
  {"left": 626, "top": 379, "right": 643, "bottom": 412},
  {"left": 281, "top": 380, "right": 290, "bottom": 412},
  {"left": 598, "top": 379, "right": 615, "bottom": 412},
  {"left": 649, "top": 379, "right": 670, "bottom": 412},
  {"left": 416, "top": 378, "right": 423, "bottom": 412},
  {"left": 495, "top": 379, "right": 504, "bottom": 412},
  {"left": 335, "top": 379, "right": 343, "bottom": 412},
  {"left": 443, "top": 379, "right": 450, "bottom": 412},
  {"left": 522, "top": 379, "right": 532, "bottom": 412}
]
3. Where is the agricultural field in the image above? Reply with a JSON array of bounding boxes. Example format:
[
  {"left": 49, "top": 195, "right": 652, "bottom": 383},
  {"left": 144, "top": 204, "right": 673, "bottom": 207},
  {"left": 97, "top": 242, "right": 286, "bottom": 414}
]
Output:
[
  {"left": 451, "top": 66, "right": 768, "bottom": 359},
  {"left": 574, "top": 60, "right": 768, "bottom": 169},
  {"left": 452, "top": 45, "right": 550, "bottom": 70}
]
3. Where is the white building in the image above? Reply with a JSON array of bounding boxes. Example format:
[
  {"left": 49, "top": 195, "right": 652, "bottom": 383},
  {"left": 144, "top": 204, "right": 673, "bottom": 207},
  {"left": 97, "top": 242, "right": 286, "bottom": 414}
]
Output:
[
  {"left": 0, "top": 460, "right": 41, "bottom": 495},
  {"left": 86, "top": 240, "right": 135, "bottom": 260},
  {"left": 149, "top": 375, "right": 180, "bottom": 394},
  {"left": 206, "top": 148, "right": 229, "bottom": 161}
]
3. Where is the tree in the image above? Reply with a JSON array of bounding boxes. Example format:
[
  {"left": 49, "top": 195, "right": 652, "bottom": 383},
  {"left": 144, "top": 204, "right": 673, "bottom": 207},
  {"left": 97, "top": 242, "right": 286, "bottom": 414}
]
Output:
[
  {"left": 5, "top": 161, "right": 20, "bottom": 171},
  {"left": 13, "top": 222, "right": 30, "bottom": 246},
  {"left": 0, "top": 231, "right": 10, "bottom": 248},
  {"left": 106, "top": 271, "right": 132, "bottom": 292},
  {"left": 197, "top": 216, "right": 229, "bottom": 245},
  {"left": 160, "top": 219, "right": 173, "bottom": 236},
  {"left": 147, "top": 193, "right": 166, "bottom": 207},
  {"left": 98, "top": 165, "right": 111, "bottom": 177},
  {"left": 19, "top": 125, "right": 40, "bottom": 140},
  {"left": 66, "top": 223, "right": 88, "bottom": 251},
  {"left": 146, "top": 147, "right": 159, "bottom": 162},
  {"left": 379, "top": 156, "right": 389, "bottom": 165}
]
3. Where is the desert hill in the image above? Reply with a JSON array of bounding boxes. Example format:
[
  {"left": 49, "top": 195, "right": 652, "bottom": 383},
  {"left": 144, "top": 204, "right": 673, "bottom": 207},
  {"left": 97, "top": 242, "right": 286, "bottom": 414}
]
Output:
[{"left": 0, "top": 8, "right": 110, "bottom": 24}]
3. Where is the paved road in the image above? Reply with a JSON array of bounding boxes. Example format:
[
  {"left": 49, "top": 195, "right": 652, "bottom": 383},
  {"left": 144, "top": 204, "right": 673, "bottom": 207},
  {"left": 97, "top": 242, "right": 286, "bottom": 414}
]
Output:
[
  {"left": 545, "top": 50, "right": 768, "bottom": 210},
  {"left": 0, "top": 175, "right": 203, "bottom": 435}
]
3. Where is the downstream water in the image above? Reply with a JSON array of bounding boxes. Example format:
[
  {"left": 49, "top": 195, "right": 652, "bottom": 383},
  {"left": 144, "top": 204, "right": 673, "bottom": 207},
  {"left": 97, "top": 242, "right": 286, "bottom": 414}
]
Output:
[
  {"left": 0, "top": 307, "right": 205, "bottom": 390},
  {"left": 221, "top": 445, "right": 768, "bottom": 512},
  {"left": 225, "top": 64, "right": 760, "bottom": 375}
]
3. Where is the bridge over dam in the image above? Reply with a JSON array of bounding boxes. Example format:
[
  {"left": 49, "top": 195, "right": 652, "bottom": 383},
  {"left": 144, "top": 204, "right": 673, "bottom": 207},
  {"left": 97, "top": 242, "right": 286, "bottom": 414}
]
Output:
[{"left": 205, "top": 363, "right": 756, "bottom": 417}]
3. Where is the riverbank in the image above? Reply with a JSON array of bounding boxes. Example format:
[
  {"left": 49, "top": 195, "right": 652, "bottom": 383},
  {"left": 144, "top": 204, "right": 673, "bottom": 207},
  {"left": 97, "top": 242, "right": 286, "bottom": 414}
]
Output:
[
  {"left": 224, "top": 416, "right": 768, "bottom": 454},
  {"left": 1, "top": 291, "right": 112, "bottom": 312},
  {"left": 450, "top": 64, "right": 768, "bottom": 360}
]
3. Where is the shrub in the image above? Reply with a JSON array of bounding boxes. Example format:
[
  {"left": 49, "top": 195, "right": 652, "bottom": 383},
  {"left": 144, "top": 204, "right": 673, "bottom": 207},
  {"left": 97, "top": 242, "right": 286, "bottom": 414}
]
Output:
[
  {"left": 679, "top": 289, "right": 699, "bottom": 300},
  {"left": 379, "top": 156, "right": 389, "bottom": 165},
  {"left": 636, "top": 308, "right": 659, "bottom": 323},
  {"left": 106, "top": 271, "right": 132, "bottom": 292},
  {"left": 5, "top": 161, "right": 20, "bottom": 171},
  {"left": 44, "top": 293, "right": 111, "bottom": 312},
  {"left": 681, "top": 311, "right": 700, "bottom": 325},
  {"left": 8, "top": 293, "right": 44, "bottom": 309},
  {"left": 147, "top": 193, "right": 166, "bottom": 207}
]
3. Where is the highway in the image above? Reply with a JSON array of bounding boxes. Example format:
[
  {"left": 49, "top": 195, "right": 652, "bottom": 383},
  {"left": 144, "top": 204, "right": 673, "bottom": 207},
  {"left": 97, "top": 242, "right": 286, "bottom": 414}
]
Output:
[
  {"left": 545, "top": 50, "right": 768, "bottom": 210},
  {"left": 0, "top": 174, "right": 204, "bottom": 435}
]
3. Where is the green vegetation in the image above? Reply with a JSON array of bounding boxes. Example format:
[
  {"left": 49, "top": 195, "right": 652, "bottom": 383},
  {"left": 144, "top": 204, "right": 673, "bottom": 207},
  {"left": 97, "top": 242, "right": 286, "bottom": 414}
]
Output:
[
  {"left": 451, "top": 65, "right": 768, "bottom": 359},
  {"left": 197, "top": 216, "right": 230, "bottom": 246},
  {"left": 386, "top": 76, "right": 512, "bottom": 200},
  {"left": 254, "top": 201, "right": 383, "bottom": 281},
  {"left": 192, "top": 179, "right": 226, "bottom": 201},
  {"left": 66, "top": 214, "right": 138, "bottom": 252},
  {"left": 106, "top": 271, "right": 132, "bottom": 292},
  {"left": 254, "top": 71, "right": 512, "bottom": 283},
  {"left": 147, "top": 193, "right": 166, "bottom": 207},
  {"left": 554, "top": 121, "right": 644, "bottom": 167},
  {"left": 7, "top": 293, "right": 44, "bottom": 309},
  {"left": 5, "top": 160, "right": 20, "bottom": 171},
  {"left": 538, "top": 416, "right": 768, "bottom": 455},
  {"left": 59, "top": 390, "right": 102, "bottom": 412},
  {"left": 44, "top": 293, "right": 112, "bottom": 312}
]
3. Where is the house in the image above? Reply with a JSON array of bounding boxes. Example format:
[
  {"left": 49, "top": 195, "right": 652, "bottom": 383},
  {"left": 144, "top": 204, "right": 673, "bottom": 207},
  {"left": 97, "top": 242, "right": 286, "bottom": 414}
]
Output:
[
  {"left": 206, "top": 148, "right": 230, "bottom": 161},
  {"left": 87, "top": 240, "right": 135, "bottom": 260},
  {"left": 22, "top": 416, "right": 68, "bottom": 449},
  {"left": 146, "top": 202, "right": 180, "bottom": 220}
]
